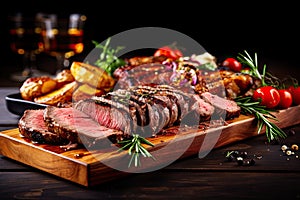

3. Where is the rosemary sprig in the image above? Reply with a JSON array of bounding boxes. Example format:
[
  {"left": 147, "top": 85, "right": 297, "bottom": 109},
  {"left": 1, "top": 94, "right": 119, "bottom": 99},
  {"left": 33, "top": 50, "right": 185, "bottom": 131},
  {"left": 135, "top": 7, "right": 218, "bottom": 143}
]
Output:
[
  {"left": 237, "top": 50, "right": 267, "bottom": 86},
  {"left": 235, "top": 50, "right": 287, "bottom": 142},
  {"left": 117, "top": 134, "right": 155, "bottom": 168},
  {"left": 92, "top": 37, "right": 126, "bottom": 76},
  {"left": 237, "top": 50, "right": 281, "bottom": 87},
  {"left": 234, "top": 96, "right": 287, "bottom": 142}
]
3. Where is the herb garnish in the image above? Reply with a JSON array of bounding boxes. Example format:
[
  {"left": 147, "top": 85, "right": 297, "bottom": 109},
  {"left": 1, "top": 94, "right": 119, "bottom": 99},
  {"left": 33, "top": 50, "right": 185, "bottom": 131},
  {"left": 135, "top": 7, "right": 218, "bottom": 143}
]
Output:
[
  {"left": 234, "top": 96, "right": 287, "bottom": 142},
  {"left": 92, "top": 37, "right": 126, "bottom": 76},
  {"left": 237, "top": 50, "right": 266, "bottom": 85},
  {"left": 117, "top": 134, "right": 155, "bottom": 167},
  {"left": 235, "top": 50, "right": 287, "bottom": 142},
  {"left": 237, "top": 50, "right": 278, "bottom": 87}
]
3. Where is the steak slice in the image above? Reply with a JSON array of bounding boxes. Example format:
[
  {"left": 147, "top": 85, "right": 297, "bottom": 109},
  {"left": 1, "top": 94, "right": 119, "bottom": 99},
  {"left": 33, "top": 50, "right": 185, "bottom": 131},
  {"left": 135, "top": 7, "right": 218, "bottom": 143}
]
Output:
[
  {"left": 129, "top": 90, "right": 171, "bottom": 136},
  {"left": 74, "top": 98, "right": 134, "bottom": 135},
  {"left": 43, "top": 106, "right": 123, "bottom": 147},
  {"left": 189, "top": 94, "right": 215, "bottom": 122},
  {"left": 133, "top": 84, "right": 215, "bottom": 123},
  {"left": 200, "top": 92, "right": 241, "bottom": 119},
  {"left": 113, "top": 63, "right": 173, "bottom": 90},
  {"left": 18, "top": 109, "right": 68, "bottom": 145},
  {"left": 131, "top": 85, "right": 190, "bottom": 124}
]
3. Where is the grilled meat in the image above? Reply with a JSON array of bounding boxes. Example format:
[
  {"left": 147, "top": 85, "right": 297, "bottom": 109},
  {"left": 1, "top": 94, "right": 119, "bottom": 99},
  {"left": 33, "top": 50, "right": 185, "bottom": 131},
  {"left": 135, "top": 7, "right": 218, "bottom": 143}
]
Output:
[
  {"left": 200, "top": 92, "right": 241, "bottom": 119},
  {"left": 114, "top": 55, "right": 255, "bottom": 100},
  {"left": 19, "top": 106, "right": 125, "bottom": 148},
  {"left": 43, "top": 105, "right": 123, "bottom": 148},
  {"left": 18, "top": 83, "right": 241, "bottom": 147},
  {"left": 194, "top": 70, "right": 255, "bottom": 99},
  {"left": 74, "top": 84, "right": 240, "bottom": 138},
  {"left": 18, "top": 53, "right": 245, "bottom": 147},
  {"left": 114, "top": 63, "right": 174, "bottom": 90},
  {"left": 18, "top": 109, "right": 69, "bottom": 145}
]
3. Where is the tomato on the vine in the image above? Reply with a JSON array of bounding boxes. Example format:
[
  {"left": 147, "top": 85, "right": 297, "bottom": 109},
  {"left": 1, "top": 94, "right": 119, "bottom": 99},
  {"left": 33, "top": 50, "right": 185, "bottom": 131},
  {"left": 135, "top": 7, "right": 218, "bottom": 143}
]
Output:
[
  {"left": 222, "top": 57, "right": 242, "bottom": 72},
  {"left": 277, "top": 89, "right": 293, "bottom": 109},
  {"left": 288, "top": 85, "right": 300, "bottom": 105},
  {"left": 154, "top": 46, "right": 183, "bottom": 60},
  {"left": 252, "top": 86, "right": 281, "bottom": 109}
]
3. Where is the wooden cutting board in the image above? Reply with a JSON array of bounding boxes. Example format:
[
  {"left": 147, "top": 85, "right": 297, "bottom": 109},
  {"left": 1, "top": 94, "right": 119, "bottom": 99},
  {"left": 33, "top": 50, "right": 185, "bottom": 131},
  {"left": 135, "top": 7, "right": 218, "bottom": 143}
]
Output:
[{"left": 1, "top": 105, "right": 300, "bottom": 187}]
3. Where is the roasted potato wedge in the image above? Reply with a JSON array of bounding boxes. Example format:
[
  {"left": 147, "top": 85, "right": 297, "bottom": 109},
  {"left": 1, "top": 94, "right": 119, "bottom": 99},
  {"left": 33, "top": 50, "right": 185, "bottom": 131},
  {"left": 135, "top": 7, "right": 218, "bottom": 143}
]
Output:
[
  {"left": 70, "top": 61, "right": 115, "bottom": 90},
  {"left": 34, "top": 81, "right": 77, "bottom": 106},
  {"left": 72, "top": 83, "right": 105, "bottom": 102},
  {"left": 54, "top": 69, "right": 75, "bottom": 88},
  {"left": 20, "top": 76, "right": 57, "bottom": 101}
]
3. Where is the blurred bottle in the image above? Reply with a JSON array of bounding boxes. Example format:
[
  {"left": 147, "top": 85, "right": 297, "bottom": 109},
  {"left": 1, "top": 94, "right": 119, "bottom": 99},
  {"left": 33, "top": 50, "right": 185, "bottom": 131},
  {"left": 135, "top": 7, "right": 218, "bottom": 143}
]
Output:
[
  {"left": 41, "top": 13, "right": 87, "bottom": 73},
  {"left": 8, "top": 12, "right": 50, "bottom": 81}
]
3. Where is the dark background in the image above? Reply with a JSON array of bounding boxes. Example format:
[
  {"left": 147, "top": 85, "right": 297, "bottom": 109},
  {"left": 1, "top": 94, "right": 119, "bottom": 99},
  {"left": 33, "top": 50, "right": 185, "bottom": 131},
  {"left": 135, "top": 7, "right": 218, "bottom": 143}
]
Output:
[{"left": 1, "top": 0, "right": 299, "bottom": 82}]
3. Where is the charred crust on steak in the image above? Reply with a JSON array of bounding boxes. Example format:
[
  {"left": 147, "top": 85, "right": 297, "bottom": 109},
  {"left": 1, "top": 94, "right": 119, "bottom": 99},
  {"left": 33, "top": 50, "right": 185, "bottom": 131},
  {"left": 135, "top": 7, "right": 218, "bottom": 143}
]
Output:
[
  {"left": 106, "top": 90, "right": 148, "bottom": 133},
  {"left": 43, "top": 107, "right": 80, "bottom": 144},
  {"left": 90, "top": 96, "right": 135, "bottom": 134},
  {"left": 18, "top": 109, "right": 69, "bottom": 145},
  {"left": 77, "top": 84, "right": 232, "bottom": 137}
]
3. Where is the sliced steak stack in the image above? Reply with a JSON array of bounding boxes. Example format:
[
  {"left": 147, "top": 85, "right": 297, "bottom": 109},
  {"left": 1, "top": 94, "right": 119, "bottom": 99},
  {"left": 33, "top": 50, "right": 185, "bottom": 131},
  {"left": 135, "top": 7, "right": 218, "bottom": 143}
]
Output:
[
  {"left": 43, "top": 106, "right": 123, "bottom": 147},
  {"left": 18, "top": 106, "right": 123, "bottom": 148},
  {"left": 18, "top": 84, "right": 241, "bottom": 147},
  {"left": 74, "top": 84, "right": 240, "bottom": 138}
]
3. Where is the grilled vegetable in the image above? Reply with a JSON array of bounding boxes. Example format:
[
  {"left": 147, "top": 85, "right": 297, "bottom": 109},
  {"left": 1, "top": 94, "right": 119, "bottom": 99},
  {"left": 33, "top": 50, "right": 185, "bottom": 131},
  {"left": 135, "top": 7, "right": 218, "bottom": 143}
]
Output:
[
  {"left": 70, "top": 61, "right": 115, "bottom": 90},
  {"left": 34, "top": 81, "right": 77, "bottom": 106},
  {"left": 54, "top": 69, "right": 75, "bottom": 88},
  {"left": 92, "top": 37, "right": 126, "bottom": 76},
  {"left": 20, "top": 76, "right": 57, "bottom": 101},
  {"left": 72, "top": 83, "right": 105, "bottom": 102}
]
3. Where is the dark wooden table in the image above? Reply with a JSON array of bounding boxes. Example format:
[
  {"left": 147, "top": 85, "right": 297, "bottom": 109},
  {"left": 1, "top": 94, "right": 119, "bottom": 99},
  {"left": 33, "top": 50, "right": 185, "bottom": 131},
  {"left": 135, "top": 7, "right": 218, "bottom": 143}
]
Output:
[{"left": 1, "top": 87, "right": 300, "bottom": 199}]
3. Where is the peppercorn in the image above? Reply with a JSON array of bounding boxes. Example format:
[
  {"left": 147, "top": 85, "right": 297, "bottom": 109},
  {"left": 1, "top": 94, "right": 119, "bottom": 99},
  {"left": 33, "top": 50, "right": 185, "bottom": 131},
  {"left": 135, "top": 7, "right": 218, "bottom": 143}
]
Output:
[
  {"left": 291, "top": 144, "right": 299, "bottom": 151},
  {"left": 281, "top": 145, "right": 288, "bottom": 151},
  {"left": 249, "top": 159, "right": 256, "bottom": 166},
  {"left": 240, "top": 151, "right": 248, "bottom": 158},
  {"left": 236, "top": 157, "right": 244, "bottom": 166},
  {"left": 286, "top": 150, "right": 292, "bottom": 156},
  {"left": 224, "top": 150, "right": 259, "bottom": 166},
  {"left": 243, "top": 158, "right": 256, "bottom": 166},
  {"left": 231, "top": 150, "right": 240, "bottom": 157}
]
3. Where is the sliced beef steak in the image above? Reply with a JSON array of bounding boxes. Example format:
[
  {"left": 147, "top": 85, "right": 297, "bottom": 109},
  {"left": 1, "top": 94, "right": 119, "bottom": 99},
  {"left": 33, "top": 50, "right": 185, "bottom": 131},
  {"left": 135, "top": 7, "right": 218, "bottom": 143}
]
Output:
[
  {"left": 74, "top": 98, "right": 134, "bottom": 135},
  {"left": 200, "top": 92, "right": 241, "bottom": 119},
  {"left": 74, "top": 84, "right": 220, "bottom": 137},
  {"left": 18, "top": 109, "right": 68, "bottom": 145},
  {"left": 18, "top": 84, "right": 241, "bottom": 148},
  {"left": 43, "top": 106, "right": 123, "bottom": 147}
]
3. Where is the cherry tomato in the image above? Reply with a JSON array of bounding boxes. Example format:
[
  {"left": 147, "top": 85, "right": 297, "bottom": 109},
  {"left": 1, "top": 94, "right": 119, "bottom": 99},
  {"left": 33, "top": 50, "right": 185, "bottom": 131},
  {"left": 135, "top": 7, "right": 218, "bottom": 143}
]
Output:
[
  {"left": 222, "top": 57, "right": 242, "bottom": 72},
  {"left": 252, "top": 86, "right": 281, "bottom": 108},
  {"left": 172, "top": 49, "right": 183, "bottom": 59},
  {"left": 288, "top": 86, "right": 300, "bottom": 105},
  {"left": 277, "top": 89, "right": 293, "bottom": 109},
  {"left": 154, "top": 46, "right": 183, "bottom": 60}
]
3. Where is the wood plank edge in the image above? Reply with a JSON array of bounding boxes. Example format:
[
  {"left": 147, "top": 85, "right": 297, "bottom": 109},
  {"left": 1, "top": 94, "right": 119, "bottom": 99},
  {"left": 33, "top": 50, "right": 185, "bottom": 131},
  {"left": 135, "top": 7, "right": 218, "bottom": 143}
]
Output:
[{"left": 0, "top": 130, "right": 90, "bottom": 187}]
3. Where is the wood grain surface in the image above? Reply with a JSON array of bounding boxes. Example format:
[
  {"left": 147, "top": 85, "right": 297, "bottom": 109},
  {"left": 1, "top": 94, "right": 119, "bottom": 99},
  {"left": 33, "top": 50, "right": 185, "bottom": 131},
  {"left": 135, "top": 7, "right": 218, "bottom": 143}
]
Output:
[{"left": 1, "top": 105, "right": 300, "bottom": 187}]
